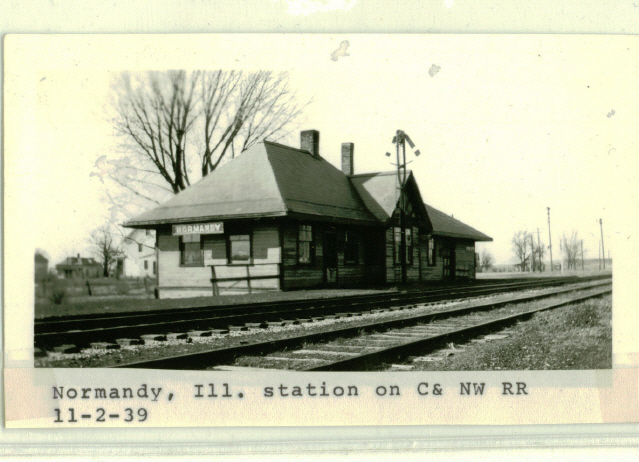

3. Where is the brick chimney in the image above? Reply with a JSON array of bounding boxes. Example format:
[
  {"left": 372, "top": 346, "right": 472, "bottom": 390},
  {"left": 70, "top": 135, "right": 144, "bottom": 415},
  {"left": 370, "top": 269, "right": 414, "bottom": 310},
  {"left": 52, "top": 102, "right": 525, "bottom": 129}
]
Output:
[
  {"left": 300, "top": 130, "right": 320, "bottom": 158},
  {"left": 341, "top": 142, "right": 354, "bottom": 175}
]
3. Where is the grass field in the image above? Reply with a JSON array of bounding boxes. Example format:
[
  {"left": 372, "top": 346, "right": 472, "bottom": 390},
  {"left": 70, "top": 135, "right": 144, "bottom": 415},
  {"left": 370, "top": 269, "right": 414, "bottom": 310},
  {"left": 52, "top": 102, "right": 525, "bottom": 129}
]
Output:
[
  {"left": 411, "top": 295, "right": 612, "bottom": 371},
  {"left": 35, "top": 286, "right": 394, "bottom": 319}
]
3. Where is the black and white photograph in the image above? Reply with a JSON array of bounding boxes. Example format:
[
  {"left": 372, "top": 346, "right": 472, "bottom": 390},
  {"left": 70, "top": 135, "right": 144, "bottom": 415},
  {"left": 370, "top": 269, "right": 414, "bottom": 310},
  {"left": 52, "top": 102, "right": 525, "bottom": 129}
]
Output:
[
  {"left": 4, "top": 33, "right": 637, "bottom": 432},
  {"left": 18, "top": 35, "right": 620, "bottom": 372}
]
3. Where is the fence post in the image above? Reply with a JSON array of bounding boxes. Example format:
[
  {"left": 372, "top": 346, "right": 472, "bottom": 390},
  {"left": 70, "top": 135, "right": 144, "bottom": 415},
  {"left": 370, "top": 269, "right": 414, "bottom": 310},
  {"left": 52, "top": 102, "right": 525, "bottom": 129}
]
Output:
[
  {"left": 246, "top": 265, "right": 252, "bottom": 295},
  {"left": 210, "top": 266, "right": 219, "bottom": 296}
]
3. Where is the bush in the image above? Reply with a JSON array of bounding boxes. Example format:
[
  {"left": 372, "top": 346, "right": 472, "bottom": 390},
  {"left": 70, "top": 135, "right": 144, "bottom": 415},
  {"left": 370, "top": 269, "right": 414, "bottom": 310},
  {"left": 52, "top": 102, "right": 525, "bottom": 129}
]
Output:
[
  {"left": 564, "top": 302, "right": 601, "bottom": 328},
  {"left": 49, "top": 286, "right": 67, "bottom": 305}
]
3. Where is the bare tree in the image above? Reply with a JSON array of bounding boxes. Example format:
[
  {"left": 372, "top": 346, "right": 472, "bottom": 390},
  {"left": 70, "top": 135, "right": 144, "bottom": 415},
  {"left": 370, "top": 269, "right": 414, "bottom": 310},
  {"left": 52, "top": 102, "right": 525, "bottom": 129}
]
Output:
[
  {"left": 89, "top": 225, "right": 124, "bottom": 277},
  {"left": 533, "top": 240, "right": 546, "bottom": 272},
  {"left": 479, "top": 249, "right": 494, "bottom": 272},
  {"left": 113, "top": 70, "right": 199, "bottom": 195},
  {"left": 512, "top": 230, "right": 532, "bottom": 272},
  {"left": 100, "top": 70, "right": 309, "bottom": 224},
  {"left": 199, "top": 70, "right": 306, "bottom": 176},
  {"left": 561, "top": 231, "right": 580, "bottom": 270}
]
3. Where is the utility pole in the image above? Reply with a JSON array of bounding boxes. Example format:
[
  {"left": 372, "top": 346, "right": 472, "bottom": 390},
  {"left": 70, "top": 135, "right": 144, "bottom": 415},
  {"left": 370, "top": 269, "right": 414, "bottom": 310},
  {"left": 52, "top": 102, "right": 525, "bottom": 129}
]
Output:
[
  {"left": 581, "top": 240, "right": 584, "bottom": 271},
  {"left": 599, "top": 218, "right": 605, "bottom": 270},
  {"left": 529, "top": 234, "right": 535, "bottom": 272},
  {"left": 537, "top": 228, "right": 542, "bottom": 272},
  {"left": 598, "top": 239, "right": 602, "bottom": 270},
  {"left": 547, "top": 207, "right": 553, "bottom": 272}
]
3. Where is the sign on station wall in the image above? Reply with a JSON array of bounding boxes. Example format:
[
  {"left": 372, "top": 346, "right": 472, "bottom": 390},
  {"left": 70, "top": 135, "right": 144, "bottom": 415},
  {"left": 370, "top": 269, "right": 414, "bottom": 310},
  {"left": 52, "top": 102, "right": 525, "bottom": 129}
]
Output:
[{"left": 172, "top": 222, "right": 224, "bottom": 235}]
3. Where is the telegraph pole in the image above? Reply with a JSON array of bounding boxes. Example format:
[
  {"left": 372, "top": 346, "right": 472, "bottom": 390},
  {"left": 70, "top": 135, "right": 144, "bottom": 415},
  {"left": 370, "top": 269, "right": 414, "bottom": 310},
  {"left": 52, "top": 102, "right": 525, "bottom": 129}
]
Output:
[
  {"left": 537, "top": 228, "right": 542, "bottom": 272},
  {"left": 581, "top": 240, "right": 584, "bottom": 271},
  {"left": 529, "top": 234, "right": 535, "bottom": 272},
  {"left": 547, "top": 207, "right": 553, "bottom": 271},
  {"left": 598, "top": 240, "right": 601, "bottom": 270},
  {"left": 599, "top": 218, "right": 605, "bottom": 270}
]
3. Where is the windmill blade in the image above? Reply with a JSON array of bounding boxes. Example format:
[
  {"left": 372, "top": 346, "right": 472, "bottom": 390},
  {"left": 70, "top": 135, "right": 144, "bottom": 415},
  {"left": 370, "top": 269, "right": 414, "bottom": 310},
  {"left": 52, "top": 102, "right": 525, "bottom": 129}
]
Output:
[{"left": 405, "top": 134, "right": 415, "bottom": 149}]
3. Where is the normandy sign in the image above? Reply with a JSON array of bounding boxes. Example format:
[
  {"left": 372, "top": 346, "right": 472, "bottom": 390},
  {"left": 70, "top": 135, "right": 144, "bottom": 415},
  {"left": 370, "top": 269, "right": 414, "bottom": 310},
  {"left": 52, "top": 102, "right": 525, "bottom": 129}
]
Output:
[{"left": 172, "top": 222, "right": 224, "bottom": 236}]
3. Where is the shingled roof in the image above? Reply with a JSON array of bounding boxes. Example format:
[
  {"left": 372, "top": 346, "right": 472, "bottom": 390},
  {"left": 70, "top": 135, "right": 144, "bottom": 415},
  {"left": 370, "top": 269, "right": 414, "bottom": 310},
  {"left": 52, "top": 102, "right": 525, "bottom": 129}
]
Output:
[
  {"left": 425, "top": 204, "right": 492, "bottom": 241},
  {"left": 125, "top": 137, "right": 492, "bottom": 242},
  {"left": 125, "top": 140, "right": 378, "bottom": 227},
  {"left": 349, "top": 171, "right": 491, "bottom": 241}
]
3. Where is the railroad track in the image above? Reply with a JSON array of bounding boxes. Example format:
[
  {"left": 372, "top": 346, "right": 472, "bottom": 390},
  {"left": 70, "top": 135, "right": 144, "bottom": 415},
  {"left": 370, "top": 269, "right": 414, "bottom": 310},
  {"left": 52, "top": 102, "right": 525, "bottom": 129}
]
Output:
[
  {"left": 36, "top": 275, "right": 610, "bottom": 354},
  {"left": 111, "top": 279, "right": 611, "bottom": 370}
]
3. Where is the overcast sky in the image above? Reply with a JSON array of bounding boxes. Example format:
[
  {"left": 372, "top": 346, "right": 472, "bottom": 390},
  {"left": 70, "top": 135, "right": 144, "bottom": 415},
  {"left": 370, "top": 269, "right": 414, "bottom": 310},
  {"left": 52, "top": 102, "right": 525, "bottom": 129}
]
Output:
[{"left": 5, "top": 34, "right": 637, "bottom": 267}]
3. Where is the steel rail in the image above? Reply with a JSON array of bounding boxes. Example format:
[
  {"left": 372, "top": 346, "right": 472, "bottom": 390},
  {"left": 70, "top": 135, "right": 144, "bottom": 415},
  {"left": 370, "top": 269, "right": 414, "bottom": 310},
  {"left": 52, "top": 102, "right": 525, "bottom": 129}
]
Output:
[
  {"left": 36, "top": 275, "right": 609, "bottom": 330},
  {"left": 36, "top": 277, "right": 610, "bottom": 349},
  {"left": 306, "top": 288, "right": 612, "bottom": 371},
  {"left": 110, "top": 282, "right": 611, "bottom": 370}
]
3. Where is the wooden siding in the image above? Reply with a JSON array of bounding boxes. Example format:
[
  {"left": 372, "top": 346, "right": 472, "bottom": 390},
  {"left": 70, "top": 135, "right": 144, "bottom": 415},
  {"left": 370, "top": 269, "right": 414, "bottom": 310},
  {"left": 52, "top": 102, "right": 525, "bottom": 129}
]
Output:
[
  {"left": 419, "top": 234, "right": 445, "bottom": 281},
  {"left": 282, "top": 222, "right": 378, "bottom": 289},
  {"left": 156, "top": 226, "right": 280, "bottom": 299},
  {"left": 455, "top": 240, "right": 476, "bottom": 279},
  {"left": 385, "top": 225, "right": 421, "bottom": 283},
  {"left": 282, "top": 223, "right": 327, "bottom": 290}
]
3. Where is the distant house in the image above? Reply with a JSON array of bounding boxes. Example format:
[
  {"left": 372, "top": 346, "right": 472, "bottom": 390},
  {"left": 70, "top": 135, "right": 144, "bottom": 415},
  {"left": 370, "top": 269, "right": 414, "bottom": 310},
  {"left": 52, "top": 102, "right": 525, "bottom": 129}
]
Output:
[
  {"left": 112, "top": 229, "right": 157, "bottom": 278},
  {"left": 34, "top": 251, "right": 49, "bottom": 281},
  {"left": 56, "top": 254, "right": 103, "bottom": 279}
]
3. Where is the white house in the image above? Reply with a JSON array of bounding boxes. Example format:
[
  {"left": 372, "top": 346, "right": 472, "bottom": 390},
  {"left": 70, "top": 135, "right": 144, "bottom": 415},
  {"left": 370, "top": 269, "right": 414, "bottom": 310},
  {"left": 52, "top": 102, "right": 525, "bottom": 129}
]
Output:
[{"left": 113, "top": 229, "right": 157, "bottom": 278}]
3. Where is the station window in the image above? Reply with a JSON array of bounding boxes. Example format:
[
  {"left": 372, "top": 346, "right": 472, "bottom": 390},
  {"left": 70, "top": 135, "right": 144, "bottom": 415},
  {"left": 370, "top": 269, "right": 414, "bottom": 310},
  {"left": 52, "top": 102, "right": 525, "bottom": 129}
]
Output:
[
  {"left": 228, "top": 234, "right": 251, "bottom": 264},
  {"left": 298, "top": 225, "right": 313, "bottom": 264},
  {"left": 344, "top": 232, "right": 358, "bottom": 264},
  {"left": 427, "top": 237, "right": 436, "bottom": 266},
  {"left": 144, "top": 260, "right": 148, "bottom": 270},
  {"left": 153, "top": 261, "right": 157, "bottom": 275},
  {"left": 138, "top": 243, "right": 143, "bottom": 253},
  {"left": 393, "top": 227, "right": 413, "bottom": 266},
  {"left": 180, "top": 234, "right": 203, "bottom": 267}
]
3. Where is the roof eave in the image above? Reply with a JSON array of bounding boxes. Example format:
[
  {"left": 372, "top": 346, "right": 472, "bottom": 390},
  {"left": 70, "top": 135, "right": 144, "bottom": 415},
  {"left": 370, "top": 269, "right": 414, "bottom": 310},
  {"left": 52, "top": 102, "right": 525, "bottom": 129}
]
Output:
[
  {"left": 431, "top": 231, "right": 493, "bottom": 242},
  {"left": 123, "top": 211, "right": 289, "bottom": 228}
]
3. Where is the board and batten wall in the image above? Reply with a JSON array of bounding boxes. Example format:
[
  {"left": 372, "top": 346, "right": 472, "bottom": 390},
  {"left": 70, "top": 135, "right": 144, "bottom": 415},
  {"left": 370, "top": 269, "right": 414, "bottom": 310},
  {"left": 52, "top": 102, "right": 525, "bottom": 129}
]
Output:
[
  {"left": 385, "top": 226, "right": 422, "bottom": 283},
  {"left": 454, "top": 240, "right": 476, "bottom": 279},
  {"left": 282, "top": 223, "right": 379, "bottom": 290},
  {"left": 419, "top": 234, "right": 445, "bottom": 281},
  {"left": 156, "top": 226, "right": 280, "bottom": 299}
]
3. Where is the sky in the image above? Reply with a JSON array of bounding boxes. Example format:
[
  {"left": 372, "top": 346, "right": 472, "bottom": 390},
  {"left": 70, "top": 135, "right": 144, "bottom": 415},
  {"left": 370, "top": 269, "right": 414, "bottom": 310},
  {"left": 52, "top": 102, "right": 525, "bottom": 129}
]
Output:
[{"left": 5, "top": 34, "right": 638, "bottom": 268}]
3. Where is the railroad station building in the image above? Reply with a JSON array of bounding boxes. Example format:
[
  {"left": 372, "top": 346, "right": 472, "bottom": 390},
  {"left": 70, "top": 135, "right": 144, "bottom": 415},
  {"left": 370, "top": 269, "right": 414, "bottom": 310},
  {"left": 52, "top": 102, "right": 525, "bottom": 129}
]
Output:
[{"left": 125, "top": 130, "right": 492, "bottom": 298}]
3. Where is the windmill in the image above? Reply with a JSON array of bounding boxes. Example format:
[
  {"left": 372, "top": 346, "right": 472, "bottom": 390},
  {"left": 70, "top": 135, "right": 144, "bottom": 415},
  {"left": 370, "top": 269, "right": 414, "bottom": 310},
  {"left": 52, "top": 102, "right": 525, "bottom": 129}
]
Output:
[{"left": 386, "top": 130, "right": 421, "bottom": 284}]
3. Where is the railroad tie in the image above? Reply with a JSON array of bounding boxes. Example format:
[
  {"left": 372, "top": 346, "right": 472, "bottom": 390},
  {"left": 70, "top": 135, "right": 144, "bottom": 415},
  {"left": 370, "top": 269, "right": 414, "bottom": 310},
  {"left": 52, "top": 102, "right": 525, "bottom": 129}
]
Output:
[
  {"left": 51, "top": 344, "right": 81, "bottom": 354},
  {"left": 89, "top": 342, "right": 121, "bottom": 350},
  {"left": 166, "top": 333, "right": 189, "bottom": 340},
  {"left": 292, "top": 349, "right": 361, "bottom": 357},
  {"left": 260, "top": 356, "right": 324, "bottom": 362},
  {"left": 389, "top": 364, "right": 414, "bottom": 371},
  {"left": 140, "top": 334, "right": 167, "bottom": 342},
  {"left": 115, "top": 338, "right": 143, "bottom": 346},
  {"left": 187, "top": 330, "right": 213, "bottom": 338}
]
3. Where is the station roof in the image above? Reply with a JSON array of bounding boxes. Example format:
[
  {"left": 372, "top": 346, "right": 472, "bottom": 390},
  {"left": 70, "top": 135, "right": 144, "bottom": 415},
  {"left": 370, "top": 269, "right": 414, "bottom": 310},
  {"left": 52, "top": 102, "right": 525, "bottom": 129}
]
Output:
[
  {"left": 124, "top": 139, "right": 492, "bottom": 242},
  {"left": 424, "top": 204, "right": 493, "bottom": 242},
  {"left": 349, "top": 171, "right": 491, "bottom": 241},
  {"left": 125, "top": 141, "right": 379, "bottom": 227}
]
